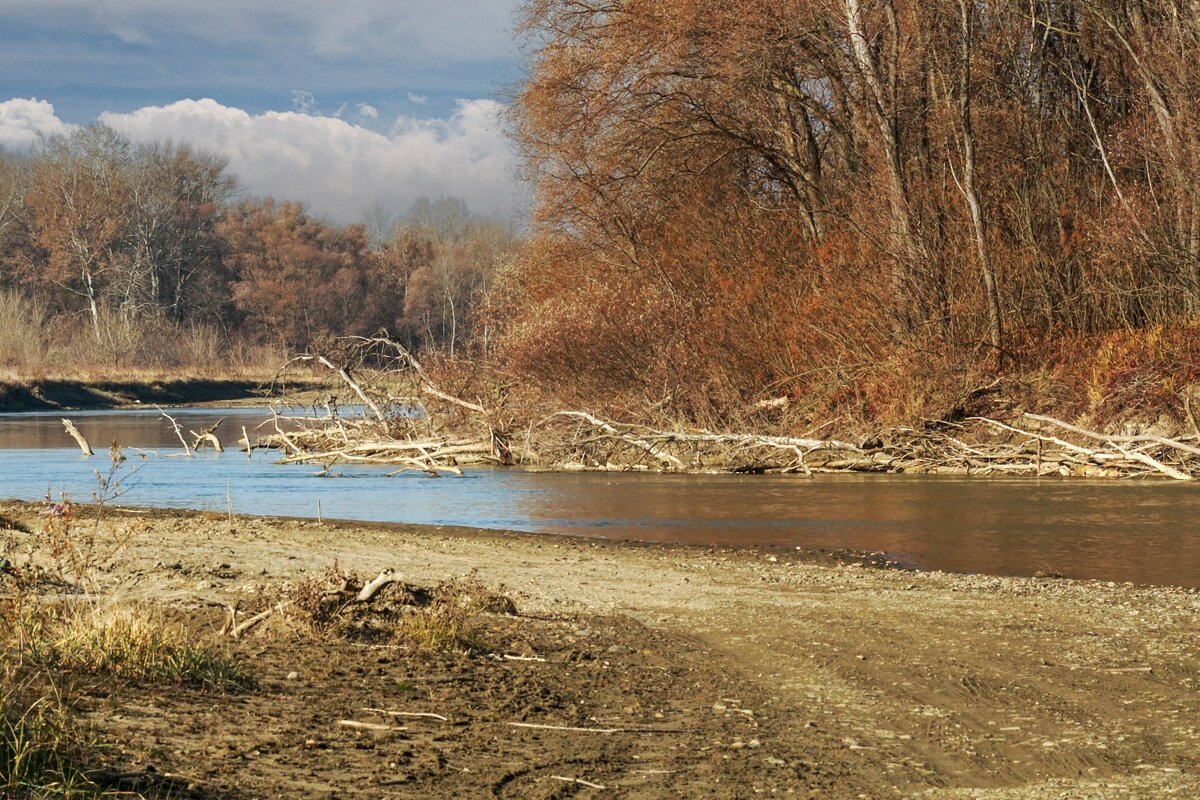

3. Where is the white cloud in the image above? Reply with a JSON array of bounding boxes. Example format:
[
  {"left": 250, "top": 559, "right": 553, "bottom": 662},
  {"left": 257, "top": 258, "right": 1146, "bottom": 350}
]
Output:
[
  {"left": 357, "top": 103, "right": 378, "bottom": 119},
  {"left": 291, "top": 90, "right": 316, "bottom": 114},
  {"left": 96, "top": 98, "right": 519, "bottom": 223},
  {"left": 105, "top": 22, "right": 150, "bottom": 45},
  {"left": 0, "top": 97, "right": 77, "bottom": 149},
  {"left": 406, "top": 92, "right": 428, "bottom": 106}
]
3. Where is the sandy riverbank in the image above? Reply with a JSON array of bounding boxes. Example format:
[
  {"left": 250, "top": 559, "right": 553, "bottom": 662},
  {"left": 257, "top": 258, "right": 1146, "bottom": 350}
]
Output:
[{"left": 1, "top": 501, "right": 1197, "bottom": 798}]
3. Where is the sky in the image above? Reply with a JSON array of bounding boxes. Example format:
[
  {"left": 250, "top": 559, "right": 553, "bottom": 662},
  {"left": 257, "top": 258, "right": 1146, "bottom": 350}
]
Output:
[{"left": 0, "top": 0, "right": 527, "bottom": 223}]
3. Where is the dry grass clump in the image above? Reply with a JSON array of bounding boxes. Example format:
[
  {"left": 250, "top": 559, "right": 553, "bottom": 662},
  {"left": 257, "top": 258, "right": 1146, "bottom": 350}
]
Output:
[
  {"left": 13, "top": 604, "right": 254, "bottom": 693},
  {"left": 5, "top": 497, "right": 250, "bottom": 694},
  {"left": 0, "top": 599, "right": 252, "bottom": 796},
  {"left": 386, "top": 580, "right": 517, "bottom": 654},
  {"left": 0, "top": 495, "right": 254, "bottom": 798},
  {"left": 391, "top": 604, "right": 487, "bottom": 653}
]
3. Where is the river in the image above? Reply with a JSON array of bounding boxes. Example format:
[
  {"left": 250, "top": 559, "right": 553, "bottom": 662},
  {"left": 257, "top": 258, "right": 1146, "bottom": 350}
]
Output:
[{"left": 1, "top": 406, "right": 1198, "bottom": 587}]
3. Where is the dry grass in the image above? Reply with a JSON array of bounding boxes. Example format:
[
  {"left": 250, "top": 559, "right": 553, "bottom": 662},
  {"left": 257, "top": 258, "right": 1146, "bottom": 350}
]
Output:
[
  {"left": 12, "top": 604, "right": 254, "bottom": 692},
  {"left": 0, "top": 289, "right": 283, "bottom": 382},
  {"left": 0, "top": 495, "right": 253, "bottom": 798},
  {"left": 390, "top": 604, "right": 487, "bottom": 653},
  {"left": 0, "top": 601, "right": 251, "bottom": 797}
]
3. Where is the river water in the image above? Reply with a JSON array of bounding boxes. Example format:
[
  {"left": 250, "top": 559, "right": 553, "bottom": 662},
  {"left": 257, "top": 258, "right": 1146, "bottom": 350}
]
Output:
[{"left": 1, "top": 407, "right": 1198, "bottom": 587}]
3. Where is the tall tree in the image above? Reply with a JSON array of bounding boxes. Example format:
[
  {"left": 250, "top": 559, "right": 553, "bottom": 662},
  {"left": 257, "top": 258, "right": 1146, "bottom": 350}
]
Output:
[
  {"left": 23, "top": 126, "right": 133, "bottom": 339},
  {"left": 220, "top": 199, "right": 387, "bottom": 349}
]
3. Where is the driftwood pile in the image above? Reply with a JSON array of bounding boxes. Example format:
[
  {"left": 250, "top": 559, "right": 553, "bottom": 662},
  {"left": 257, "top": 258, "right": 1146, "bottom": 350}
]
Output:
[
  {"left": 523, "top": 411, "right": 1200, "bottom": 479},
  {"left": 218, "top": 568, "right": 405, "bottom": 638},
  {"left": 269, "top": 420, "right": 496, "bottom": 477},
  {"left": 249, "top": 337, "right": 1200, "bottom": 480},
  {"left": 256, "top": 338, "right": 509, "bottom": 476}
]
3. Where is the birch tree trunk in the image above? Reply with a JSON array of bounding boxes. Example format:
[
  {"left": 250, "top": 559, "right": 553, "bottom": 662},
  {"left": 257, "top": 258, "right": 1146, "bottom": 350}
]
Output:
[
  {"left": 844, "top": 0, "right": 924, "bottom": 325},
  {"left": 957, "top": 0, "right": 1003, "bottom": 358}
]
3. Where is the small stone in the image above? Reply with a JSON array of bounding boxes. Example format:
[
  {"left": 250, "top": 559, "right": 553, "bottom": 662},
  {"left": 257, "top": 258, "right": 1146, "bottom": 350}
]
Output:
[{"left": 287, "top": 671, "right": 300, "bottom": 681}]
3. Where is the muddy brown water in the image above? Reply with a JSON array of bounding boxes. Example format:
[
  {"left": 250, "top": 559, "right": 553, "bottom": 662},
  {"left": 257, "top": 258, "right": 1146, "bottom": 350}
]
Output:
[{"left": 1, "top": 407, "right": 1198, "bottom": 587}]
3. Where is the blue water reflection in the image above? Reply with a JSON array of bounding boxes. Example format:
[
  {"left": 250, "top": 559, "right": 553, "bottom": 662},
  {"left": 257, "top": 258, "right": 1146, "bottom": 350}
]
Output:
[{"left": 2, "top": 407, "right": 1199, "bottom": 586}]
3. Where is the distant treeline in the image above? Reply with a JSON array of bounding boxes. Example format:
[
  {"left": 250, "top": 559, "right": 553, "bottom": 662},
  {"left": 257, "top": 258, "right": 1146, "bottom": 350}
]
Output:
[
  {"left": 491, "top": 0, "right": 1200, "bottom": 426},
  {"left": 0, "top": 125, "right": 516, "bottom": 372}
]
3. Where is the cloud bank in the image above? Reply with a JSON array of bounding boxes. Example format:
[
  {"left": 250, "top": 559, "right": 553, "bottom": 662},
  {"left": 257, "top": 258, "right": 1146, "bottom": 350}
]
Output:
[
  {"left": 0, "top": 98, "right": 77, "bottom": 149},
  {"left": 0, "top": 1, "right": 520, "bottom": 124},
  {"left": 0, "top": 97, "right": 520, "bottom": 223}
]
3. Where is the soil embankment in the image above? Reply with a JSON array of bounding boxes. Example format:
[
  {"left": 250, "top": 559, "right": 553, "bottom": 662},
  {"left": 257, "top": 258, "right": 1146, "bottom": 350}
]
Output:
[
  {"left": 2, "top": 502, "right": 1197, "bottom": 798},
  {"left": 0, "top": 377, "right": 292, "bottom": 412}
]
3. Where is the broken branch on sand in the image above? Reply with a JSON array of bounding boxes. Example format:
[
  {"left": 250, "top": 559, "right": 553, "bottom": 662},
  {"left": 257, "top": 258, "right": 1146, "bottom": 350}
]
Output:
[
  {"left": 356, "top": 569, "right": 403, "bottom": 602},
  {"left": 507, "top": 722, "right": 622, "bottom": 734},
  {"left": 337, "top": 720, "right": 406, "bottom": 733},
  {"left": 362, "top": 708, "right": 449, "bottom": 722},
  {"left": 507, "top": 721, "right": 690, "bottom": 734},
  {"left": 549, "top": 776, "right": 608, "bottom": 790}
]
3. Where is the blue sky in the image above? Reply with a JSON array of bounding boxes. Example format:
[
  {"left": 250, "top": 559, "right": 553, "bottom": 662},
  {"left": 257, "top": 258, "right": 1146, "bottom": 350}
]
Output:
[{"left": 0, "top": 1, "right": 527, "bottom": 221}]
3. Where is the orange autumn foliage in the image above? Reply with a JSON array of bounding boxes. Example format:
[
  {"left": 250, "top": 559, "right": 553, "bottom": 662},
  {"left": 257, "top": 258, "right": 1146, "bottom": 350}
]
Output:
[{"left": 493, "top": 0, "right": 1200, "bottom": 428}]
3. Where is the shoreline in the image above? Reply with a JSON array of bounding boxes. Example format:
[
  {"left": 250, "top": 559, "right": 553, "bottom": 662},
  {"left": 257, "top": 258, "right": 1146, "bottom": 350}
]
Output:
[
  {"left": 3, "top": 500, "right": 1198, "bottom": 797},
  {"left": 4, "top": 383, "right": 1196, "bottom": 481},
  {"left": 2, "top": 467, "right": 1194, "bottom": 590}
]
